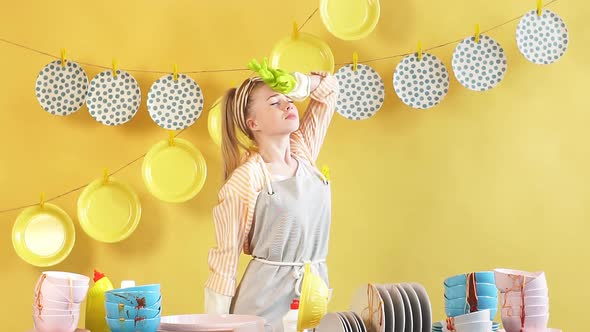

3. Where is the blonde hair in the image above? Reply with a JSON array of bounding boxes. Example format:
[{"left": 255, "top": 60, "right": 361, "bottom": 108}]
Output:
[{"left": 221, "top": 77, "right": 264, "bottom": 180}]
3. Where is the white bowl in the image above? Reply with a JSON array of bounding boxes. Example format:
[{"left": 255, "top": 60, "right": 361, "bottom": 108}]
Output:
[
  {"left": 33, "top": 298, "right": 82, "bottom": 311},
  {"left": 494, "top": 269, "right": 546, "bottom": 293},
  {"left": 501, "top": 314, "right": 549, "bottom": 332},
  {"left": 525, "top": 288, "right": 549, "bottom": 296},
  {"left": 501, "top": 304, "right": 549, "bottom": 317},
  {"left": 35, "top": 278, "right": 89, "bottom": 303},
  {"left": 500, "top": 294, "right": 549, "bottom": 306},
  {"left": 33, "top": 313, "right": 80, "bottom": 332},
  {"left": 453, "top": 310, "right": 491, "bottom": 325},
  {"left": 39, "top": 271, "right": 90, "bottom": 287},
  {"left": 455, "top": 321, "right": 493, "bottom": 332}
]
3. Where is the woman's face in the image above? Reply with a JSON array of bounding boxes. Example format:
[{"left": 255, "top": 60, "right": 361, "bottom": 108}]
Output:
[{"left": 246, "top": 84, "right": 300, "bottom": 138}]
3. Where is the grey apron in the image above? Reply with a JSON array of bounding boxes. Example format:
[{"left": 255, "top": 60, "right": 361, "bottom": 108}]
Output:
[{"left": 230, "top": 155, "right": 331, "bottom": 332}]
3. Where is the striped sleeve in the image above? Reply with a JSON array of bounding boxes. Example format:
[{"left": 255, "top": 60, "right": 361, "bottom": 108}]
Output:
[
  {"left": 205, "top": 184, "right": 248, "bottom": 296},
  {"left": 295, "top": 72, "right": 339, "bottom": 162},
  {"left": 205, "top": 159, "right": 264, "bottom": 297}
]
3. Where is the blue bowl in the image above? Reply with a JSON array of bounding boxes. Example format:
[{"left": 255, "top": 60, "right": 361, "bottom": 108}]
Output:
[
  {"left": 445, "top": 296, "right": 497, "bottom": 309},
  {"left": 445, "top": 283, "right": 498, "bottom": 299},
  {"left": 110, "top": 284, "right": 161, "bottom": 293},
  {"left": 106, "top": 316, "right": 161, "bottom": 332},
  {"left": 105, "top": 290, "right": 161, "bottom": 307},
  {"left": 444, "top": 272, "right": 495, "bottom": 287},
  {"left": 105, "top": 302, "right": 161, "bottom": 319}
]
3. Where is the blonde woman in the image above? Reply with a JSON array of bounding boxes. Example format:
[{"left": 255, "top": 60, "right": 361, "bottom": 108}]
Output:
[{"left": 205, "top": 59, "right": 339, "bottom": 331}]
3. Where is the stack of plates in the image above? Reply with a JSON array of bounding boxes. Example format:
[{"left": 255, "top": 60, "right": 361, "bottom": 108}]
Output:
[
  {"left": 349, "top": 283, "right": 432, "bottom": 332},
  {"left": 317, "top": 311, "right": 367, "bottom": 332},
  {"left": 431, "top": 321, "right": 500, "bottom": 332}
]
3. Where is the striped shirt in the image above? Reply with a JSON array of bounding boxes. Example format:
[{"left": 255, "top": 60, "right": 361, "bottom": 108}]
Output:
[{"left": 205, "top": 72, "right": 339, "bottom": 296}]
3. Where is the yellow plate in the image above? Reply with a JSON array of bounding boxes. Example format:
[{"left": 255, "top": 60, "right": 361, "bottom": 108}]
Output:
[
  {"left": 320, "top": 0, "right": 380, "bottom": 40},
  {"left": 270, "top": 32, "right": 335, "bottom": 74},
  {"left": 208, "top": 97, "right": 252, "bottom": 148},
  {"left": 77, "top": 177, "right": 141, "bottom": 243},
  {"left": 208, "top": 98, "right": 223, "bottom": 147},
  {"left": 12, "top": 203, "right": 75, "bottom": 267},
  {"left": 142, "top": 138, "right": 207, "bottom": 203}
]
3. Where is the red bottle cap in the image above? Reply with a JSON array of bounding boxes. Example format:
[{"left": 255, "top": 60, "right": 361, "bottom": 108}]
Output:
[
  {"left": 291, "top": 299, "right": 300, "bottom": 310},
  {"left": 93, "top": 269, "right": 105, "bottom": 283}
]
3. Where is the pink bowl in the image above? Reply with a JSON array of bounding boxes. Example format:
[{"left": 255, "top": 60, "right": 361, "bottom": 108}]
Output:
[
  {"left": 33, "top": 298, "right": 82, "bottom": 311},
  {"left": 32, "top": 312, "right": 80, "bottom": 332},
  {"left": 494, "top": 269, "right": 546, "bottom": 293},
  {"left": 499, "top": 294, "right": 549, "bottom": 307},
  {"left": 39, "top": 271, "right": 89, "bottom": 287},
  {"left": 501, "top": 304, "right": 549, "bottom": 317},
  {"left": 35, "top": 277, "right": 88, "bottom": 303},
  {"left": 501, "top": 314, "right": 549, "bottom": 332}
]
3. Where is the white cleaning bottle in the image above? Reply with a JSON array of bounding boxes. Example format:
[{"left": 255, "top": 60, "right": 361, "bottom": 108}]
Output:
[{"left": 282, "top": 299, "right": 300, "bottom": 332}]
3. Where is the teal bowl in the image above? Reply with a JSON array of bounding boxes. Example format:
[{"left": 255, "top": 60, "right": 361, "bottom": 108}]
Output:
[
  {"left": 105, "top": 290, "right": 161, "bottom": 307},
  {"left": 445, "top": 283, "right": 498, "bottom": 299},
  {"left": 445, "top": 296, "right": 497, "bottom": 309},
  {"left": 444, "top": 272, "right": 495, "bottom": 287},
  {"left": 105, "top": 302, "right": 161, "bottom": 319},
  {"left": 110, "top": 284, "right": 160, "bottom": 293},
  {"left": 106, "top": 316, "right": 161, "bottom": 332}
]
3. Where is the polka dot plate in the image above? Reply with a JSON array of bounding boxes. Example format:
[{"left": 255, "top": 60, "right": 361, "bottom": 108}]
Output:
[
  {"left": 393, "top": 53, "right": 450, "bottom": 109},
  {"left": 516, "top": 9, "right": 569, "bottom": 65},
  {"left": 147, "top": 74, "right": 204, "bottom": 130},
  {"left": 86, "top": 69, "right": 141, "bottom": 126},
  {"left": 334, "top": 63, "right": 385, "bottom": 120},
  {"left": 452, "top": 34, "right": 508, "bottom": 91},
  {"left": 35, "top": 60, "right": 88, "bottom": 116}
]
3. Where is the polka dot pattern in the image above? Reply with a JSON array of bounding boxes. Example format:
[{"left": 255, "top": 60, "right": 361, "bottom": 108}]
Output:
[
  {"left": 147, "top": 74, "right": 204, "bottom": 130},
  {"left": 452, "top": 35, "right": 508, "bottom": 91},
  {"left": 35, "top": 60, "right": 88, "bottom": 116},
  {"left": 516, "top": 9, "right": 569, "bottom": 65},
  {"left": 393, "top": 53, "right": 449, "bottom": 109},
  {"left": 334, "top": 64, "right": 385, "bottom": 120},
  {"left": 86, "top": 70, "right": 141, "bottom": 126}
]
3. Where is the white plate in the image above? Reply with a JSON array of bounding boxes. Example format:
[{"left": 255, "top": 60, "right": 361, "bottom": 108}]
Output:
[
  {"left": 395, "top": 284, "right": 413, "bottom": 332},
  {"left": 317, "top": 312, "right": 347, "bottom": 332},
  {"left": 451, "top": 34, "right": 507, "bottom": 91},
  {"left": 147, "top": 74, "right": 204, "bottom": 130},
  {"left": 351, "top": 283, "right": 385, "bottom": 332},
  {"left": 376, "top": 285, "right": 395, "bottom": 332},
  {"left": 401, "top": 284, "right": 422, "bottom": 332},
  {"left": 393, "top": 53, "right": 450, "bottom": 109},
  {"left": 35, "top": 60, "right": 88, "bottom": 116},
  {"left": 410, "top": 283, "right": 432, "bottom": 332},
  {"left": 386, "top": 284, "right": 405, "bottom": 332},
  {"left": 516, "top": 9, "right": 569, "bottom": 65},
  {"left": 87, "top": 69, "right": 141, "bottom": 126},
  {"left": 338, "top": 312, "right": 353, "bottom": 332},
  {"left": 334, "top": 63, "right": 385, "bottom": 120},
  {"left": 353, "top": 311, "right": 367, "bottom": 332},
  {"left": 344, "top": 312, "right": 360, "bottom": 332}
]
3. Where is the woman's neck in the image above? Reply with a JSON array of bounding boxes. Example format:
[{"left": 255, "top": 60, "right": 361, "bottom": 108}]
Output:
[{"left": 256, "top": 135, "right": 292, "bottom": 164}]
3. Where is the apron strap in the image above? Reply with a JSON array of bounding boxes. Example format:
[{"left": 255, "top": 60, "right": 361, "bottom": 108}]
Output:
[{"left": 253, "top": 257, "right": 327, "bottom": 297}]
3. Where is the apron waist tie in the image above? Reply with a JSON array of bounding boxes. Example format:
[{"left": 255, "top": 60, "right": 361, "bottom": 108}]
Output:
[{"left": 252, "top": 257, "right": 326, "bottom": 297}]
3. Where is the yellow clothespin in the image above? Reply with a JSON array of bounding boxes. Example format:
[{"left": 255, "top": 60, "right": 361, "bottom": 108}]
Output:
[
  {"left": 103, "top": 167, "right": 109, "bottom": 184},
  {"left": 112, "top": 59, "right": 118, "bottom": 78},
  {"left": 352, "top": 52, "right": 359, "bottom": 72},
  {"left": 475, "top": 24, "right": 481, "bottom": 43},
  {"left": 173, "top": 64, "right": 179, "bottom": 81},
  {"left": 60, "top": 48, "right": 66, "bottom": 67},
  {"left": 168, "top": 130, "right": 175, "bottom": 146},
  {"left": 40, "top": 192, "right": 45, "bottom": 208},
  {"left": 417, "top": 41, "right": 423, "bottom": 61},
  {"left": 321, "top": 165, "right": 331, "bottom": 182},
  {"left": 537, "top": 0, "right": 543, "bottom": 16},
  {"left": 292, "top": 21, "right": 299, "bottom": 40}
]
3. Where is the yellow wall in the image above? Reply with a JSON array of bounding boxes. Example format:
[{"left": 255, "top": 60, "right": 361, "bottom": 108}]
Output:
[{"left": 0, "top": 0, "right": 586, "bottom": 330}]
